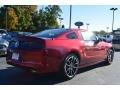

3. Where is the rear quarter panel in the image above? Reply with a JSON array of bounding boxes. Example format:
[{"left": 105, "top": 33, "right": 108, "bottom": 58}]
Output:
[{"left": 44, "top": 39, "right": 85, "bottom": 71}]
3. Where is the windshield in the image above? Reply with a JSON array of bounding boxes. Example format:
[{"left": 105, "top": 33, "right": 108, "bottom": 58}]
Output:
[
  {"left": 32, "top": 29, "right": 68, "bottom": 38},
  {"left": 0, "top": 30, "right": 7, "bottom": 35}
]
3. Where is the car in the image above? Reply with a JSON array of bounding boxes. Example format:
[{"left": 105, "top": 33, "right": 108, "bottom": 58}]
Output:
[
  {"left": 6, "top": 29, "right": 114, "bottom": 80},
  {"left": 3, "top": 31, "right": 32, "bottom": 42},
  {"left": 112, "top": 30, "right": 120, "bottom": 50},
  {"left": 0, "top": 37, "right": 9, "bottom": 55},
  {"left": 103, "top": 35, "right": 113, "bottom": 43},
  {"left": 0, "top": 29, "right": 9, "bottom": 55},
  {"left": 0, "top": 29, "right": 7, "bottom": 36},
  {"left": 17, "top": 32, "right": 32, "bottom": 36}
]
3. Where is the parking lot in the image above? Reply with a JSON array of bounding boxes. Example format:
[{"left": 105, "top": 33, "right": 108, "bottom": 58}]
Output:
[{"left": 0, "top": 51, "right": 120, "bottom": 85}]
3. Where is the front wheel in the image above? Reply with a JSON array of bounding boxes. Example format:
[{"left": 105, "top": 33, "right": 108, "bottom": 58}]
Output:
[
  {"left": 105, "top": 49, "right": 114, "bottom": 65},
  {"left": 60, "top": 54, "right": 80, "bottom": 80}
]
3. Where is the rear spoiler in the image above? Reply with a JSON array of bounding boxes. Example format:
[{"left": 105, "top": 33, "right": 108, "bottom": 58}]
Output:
[{"left": 17, "top": 36, "right": 45, "bottom": 42}]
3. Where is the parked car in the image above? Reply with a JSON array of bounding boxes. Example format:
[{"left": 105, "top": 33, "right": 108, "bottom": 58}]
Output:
[
  {"left": 3, "top": 31, "right": 32, "bottom": 42},
  {"left": 0, "top": 29, "right": 9, "bottom": 55},
  {"left": 103, "top": 35, "right": 113, "bottom": 43},
  {"left": 17, "top": 32, "right": 32, "bottom": 36},
  {"left": 6, "top": 29, "right": 114, "bottom": 79},
  {"left": 0, "top": 37, "right": 9, "bottom": 55},
  {"left": 112, "top": 30, "right": 120, "bottom": 50},
  {"left": 0, "top": 29, "right": 7, "bottom": 36}
]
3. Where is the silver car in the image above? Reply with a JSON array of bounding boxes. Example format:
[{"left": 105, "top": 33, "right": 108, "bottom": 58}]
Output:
[{"left": 0, "top": 29, "right": 9, "bottom": 55}]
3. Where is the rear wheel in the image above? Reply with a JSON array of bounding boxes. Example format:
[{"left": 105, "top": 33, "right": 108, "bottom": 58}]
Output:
[
  {"left": 60, "top": 54, "right": 80, "bottom": 80},
  {"left": 105, "top": 49, "right": 114, "bottom": 65}
]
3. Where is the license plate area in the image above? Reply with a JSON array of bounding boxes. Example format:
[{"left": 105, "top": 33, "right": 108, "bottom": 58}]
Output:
[{"left": 12, "top": 53, "right": 19, "bottom": 60}]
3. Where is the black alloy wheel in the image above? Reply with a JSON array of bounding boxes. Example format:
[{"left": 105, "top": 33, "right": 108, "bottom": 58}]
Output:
[{"left": 105, "top": 49, "right": 114, "bottom": 65}]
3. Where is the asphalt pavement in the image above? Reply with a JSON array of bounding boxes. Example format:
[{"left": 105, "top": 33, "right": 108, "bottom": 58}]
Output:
[{"left": 0, "top": 52, "right": 120, "bottom": 85}]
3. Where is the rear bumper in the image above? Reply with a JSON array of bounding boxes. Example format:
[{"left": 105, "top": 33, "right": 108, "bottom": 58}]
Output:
[
  {"left": 6, "top": 59, "right": 49, "bottom": 73},
  {"left": 0, "top": 49, "right": 7, "bottom": 55}
]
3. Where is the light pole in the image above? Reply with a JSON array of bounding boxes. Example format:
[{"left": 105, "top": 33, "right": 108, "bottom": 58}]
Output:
[
  {"left": 69, "top": 5, "right": 72, "bottom": 29},
  {"left": 106, "top": 27, "right": 109, "bottom": 33},
  {"left": 59, "top": 17, "right": 63, "bottom": 28},
  {"left": 110, "top": 8, "right": 118, "bottom": 32},
  {"left": 86, "top": 23, "right": 90, "bottom": 30},
  {"left": 5, "top": 7, "right": 7, "bottom": 30}
]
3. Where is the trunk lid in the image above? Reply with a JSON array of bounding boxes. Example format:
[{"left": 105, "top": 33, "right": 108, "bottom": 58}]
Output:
[{"left": 8, "top": 36, "right": 46, "bottom": 63}]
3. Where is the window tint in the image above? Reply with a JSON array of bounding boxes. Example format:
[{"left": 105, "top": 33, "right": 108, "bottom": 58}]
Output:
[
  {"left": 32, "top": 29, "right": 68, "bottom": 38},
  {"left": 66, "top": 32, "right": 78, "bottom": 39},
  {"left": 81, "top": 32, "right": 97, "bottom": 41}
]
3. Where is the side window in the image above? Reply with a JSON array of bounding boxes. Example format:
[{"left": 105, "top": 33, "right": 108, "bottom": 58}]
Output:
[
  {"left": 81, "top": 32, "right": 97, "bottom": 41},
  {"left": 66, "top": 32, "right": 78, "bottom": 39}
]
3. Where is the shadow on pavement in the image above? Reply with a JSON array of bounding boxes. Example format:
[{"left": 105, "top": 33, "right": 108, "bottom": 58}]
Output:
[
  {"left": 114, "top": 50, "right": 120, "bottom": 52},
  {"left": 0, "top": 55, "right": 6, "bottom": 58},
  {"left": 78, "top": 62, "right": 108, "bottom": 74},
  {"left": 0, "top": 62, "right": 108, "bottom": 85}
]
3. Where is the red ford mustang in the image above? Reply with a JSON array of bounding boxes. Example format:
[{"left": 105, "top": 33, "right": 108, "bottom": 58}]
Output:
[{"left": 6, "top": 29, "right": 114, "bottom": 79}]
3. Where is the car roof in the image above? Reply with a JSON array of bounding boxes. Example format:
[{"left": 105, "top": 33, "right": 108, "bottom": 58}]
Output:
[
  {"left": 44, "top": 28, "right": 87, "bottom": 33},
  {"left": 0, "top": 29, "right": 7, "bottom": 31}
]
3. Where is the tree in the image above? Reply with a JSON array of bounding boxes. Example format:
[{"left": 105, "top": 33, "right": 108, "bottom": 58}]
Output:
[
  {"left": 13, "top": 5, "right": 37, "bottom": 31},
  {"left": 44, "top": 5, "right": 62, "bottom": 29},
  {"left": 0, "top": 6, "right": 18, "bottom": 31},
  {"left": 0, "top": 7, "right": 6, "bottom": 29},
  {"left": 32, "top": 5, "right": 62, "bottom": 32},
  {"left": 0, "top": 5, "right": 62, "bottom": 32},
  {"left": 93, "top": 30, "right": 107, "bottom": 36},
  {"left": 7, "top": 7, "right": 18, "bottom": 31}
]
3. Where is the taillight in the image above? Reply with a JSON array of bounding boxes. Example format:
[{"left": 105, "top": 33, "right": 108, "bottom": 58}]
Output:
[
  {"left": 9, "top": 40, "right": 44, "bottom": 50},
  {"left": 19, "top": 41, "right": 44, "bottom": 50}
]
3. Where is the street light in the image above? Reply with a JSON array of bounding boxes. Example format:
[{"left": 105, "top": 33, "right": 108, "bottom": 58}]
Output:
[
  {"left": 110, "top": 8, "right": 118, "bottom": 32},
  {"left": 69, "top": 5, "right": 72, "bottom": 29},
  {"left": 86, "top": 23, "right": 90, "bottom": 30},
  {"left": 59, "top": 17, "right": 63, "bottom": 28}
]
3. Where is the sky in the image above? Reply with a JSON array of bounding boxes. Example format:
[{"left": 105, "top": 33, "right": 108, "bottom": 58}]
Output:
[
  {"left": 39, "top": 5, "right": 120, "bottom": 32},
  {"left": 1, "top": 5, "right": 120, "bottom": 32}
]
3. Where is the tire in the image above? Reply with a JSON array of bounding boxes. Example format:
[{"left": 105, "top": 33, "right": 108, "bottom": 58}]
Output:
[
  {"left": 105, "top": 49, "right": 114, "bottom": 65},
  {"left": 60, "top": 54, "right": 80, "bottom": 80}
]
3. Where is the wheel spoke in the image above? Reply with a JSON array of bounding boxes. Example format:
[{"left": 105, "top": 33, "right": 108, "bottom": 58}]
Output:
[
  {"left": 70, "top": 68, "right": 74, "bottom": 76},
  {"left": 66, "top": 68, "right": 71, "bottom": 75}
]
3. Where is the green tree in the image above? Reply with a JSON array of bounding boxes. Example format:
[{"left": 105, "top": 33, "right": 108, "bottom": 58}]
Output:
[
  {"left": 0, "top": 6, "right": 18, "bottom": 31},
  {"left": 13, "top": 5, "right": 37, "bottom": 31},
  {"left": 93, "top": 30, "right": 107, "bottom": 36},
  {"left": 0, "top": 5, "right": 62, "bottom": 32},
  {"left": 44, "top": 5, "right": 62, "bottom": 29},
  {"left": 33, "top": 5, "right": 62, "bottom": 32},
  {"left": 7, "top": 7, "right": 18, "bottom": 31},
  {"left": 0, "top": 7, "right": 6, "bottom": 29}
]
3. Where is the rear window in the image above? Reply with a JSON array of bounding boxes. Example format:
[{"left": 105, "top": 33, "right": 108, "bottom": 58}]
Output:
[
  {"left": 66, "top": 32, "right": 78, "bottom": 39},
  {"left": 32, "top": 29, "right": 68, "bottom": 38}
]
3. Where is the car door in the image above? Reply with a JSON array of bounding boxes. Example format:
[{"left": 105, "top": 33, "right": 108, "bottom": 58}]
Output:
[{"left": 80, "top": 31, "right": 104, "bottom": 64}]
